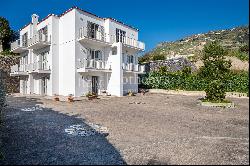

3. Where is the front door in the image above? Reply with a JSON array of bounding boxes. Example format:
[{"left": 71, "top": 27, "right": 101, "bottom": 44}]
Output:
[
  {"left": 41, "top": 77, "right": 47, "bottom": 95},
  {"left": 92, "top": 76, "right": 99, "bottom": 94}
]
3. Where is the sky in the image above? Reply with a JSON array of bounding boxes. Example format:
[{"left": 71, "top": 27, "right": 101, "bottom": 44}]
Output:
[{"left": 0, "top": 0, "right": 249, "bottom": 52}]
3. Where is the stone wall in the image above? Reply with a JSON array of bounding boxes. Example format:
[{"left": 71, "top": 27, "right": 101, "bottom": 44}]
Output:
[
  {"left": 0, "top": 54, "right": 20, "bottom": 93},
  {"left": 143, "top": 57, "right": 197, "bottom": 73}
]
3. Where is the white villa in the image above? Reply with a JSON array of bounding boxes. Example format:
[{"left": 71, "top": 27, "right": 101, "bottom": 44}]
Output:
[{"left": 10, "top": 6, "right": 145, "bottom": 97}]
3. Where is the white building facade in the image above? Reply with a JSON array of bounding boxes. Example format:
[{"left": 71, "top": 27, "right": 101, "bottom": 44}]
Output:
[{"left": 10, "top": 7, "right": 145, "bottom": 97}]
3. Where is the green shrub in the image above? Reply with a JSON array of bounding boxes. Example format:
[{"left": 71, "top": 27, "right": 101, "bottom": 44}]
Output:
[
  {"left": 227, "top": 49, "right": 249, "bottom": 61},
  {"left": 142, "top": 70, "right": 248, "bottom": 93},
  {"left": 205, "top": 80, "right": 226, "bottom": 102},
  {"left": 152, "top": 54, "right": 165, "bottom": 61},
  {"left": 225, "top": 70, "right": 249, "bottom": 93}
]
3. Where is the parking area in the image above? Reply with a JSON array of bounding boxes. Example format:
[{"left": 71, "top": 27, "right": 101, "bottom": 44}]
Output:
[{"left": 0, "top": 93, "right": 249, "bottom": 165}]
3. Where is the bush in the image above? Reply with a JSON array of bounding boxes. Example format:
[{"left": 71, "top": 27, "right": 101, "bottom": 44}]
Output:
[
  {"left": 152, "top": 54, "right": 165, "bottom": 61},
  {"left": 142, "top": 70, "right": 248, "bottom": 93},
  {"left": 205, "top": 80, "right": 226, "bottom": 102},
  {"left": 225, "top": 70, "right": 249, "bottom": 93},
  {"left": 227, "top": 49, "right": 249, "bottom": 61}
]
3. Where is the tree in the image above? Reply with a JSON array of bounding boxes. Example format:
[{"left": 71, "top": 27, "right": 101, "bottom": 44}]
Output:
[
  {"left": 0, "top": 17, "right": 18, "bottom": 51},
  {"left": 199, "top": 41, "right": 231, "bottom": 102}
]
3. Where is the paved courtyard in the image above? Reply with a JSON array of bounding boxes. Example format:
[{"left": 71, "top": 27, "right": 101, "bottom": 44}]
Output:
[{"left": 0, "top": 93, "right": 249, "bottom": 165}]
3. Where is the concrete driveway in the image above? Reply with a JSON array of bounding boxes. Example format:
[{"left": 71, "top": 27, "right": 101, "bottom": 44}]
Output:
[{"left": 0, "top": 93, "right": 249, "bottom": 165}]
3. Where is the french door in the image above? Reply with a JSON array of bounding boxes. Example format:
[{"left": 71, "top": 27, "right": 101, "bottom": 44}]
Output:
[
  {"left": 91, "top": 76, "right": 99, "bottom": 94},
  {"left": 23, "top": 78, "right": 28, "bottom": 94},
  {"left": 41, "top": 77, "right": 47, "bottom": 95}
]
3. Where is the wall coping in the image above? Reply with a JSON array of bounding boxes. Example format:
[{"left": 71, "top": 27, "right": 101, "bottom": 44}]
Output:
[{"left": 148, "top": 89, "right": 248, "bottom": 98}]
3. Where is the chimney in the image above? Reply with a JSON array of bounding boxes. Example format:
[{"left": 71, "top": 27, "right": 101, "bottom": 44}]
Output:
[
  {"left": 31, "top": 14, "right": 39, "bottom": 36},
  {"left": 32, "top": 14, "right": 39, "bottom": 24}
]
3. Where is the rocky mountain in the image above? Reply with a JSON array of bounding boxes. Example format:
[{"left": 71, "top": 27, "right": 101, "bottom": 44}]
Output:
[{"left": 140, "top": 25, "right": 249, "bottom": 62}]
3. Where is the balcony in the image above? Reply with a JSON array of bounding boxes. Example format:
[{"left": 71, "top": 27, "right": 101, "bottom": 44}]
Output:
[
  {"left": 27, "top": 34, "right": 51, "bottom": 50},
  {"left": 111, "top": 37, "right": 145, "bottom": 51},
  {"left": 77, "top": 59, "right": 112, "bottom": 73},
  {"left": 77, "top": 27, "right": 111, "bottom": 47},
  {"left": 123, "top": 63, "right": 145, "bottom": 73},
  {"left": 28, "top": 61, "right": 51, "bottom": 74},
  {"left": 10, "top": 64, "right": 29, "bottom": 76},
  {"left": 77, "top": 27, "right": 145, "bottom": 51},
  {"left": 10, "top": 39, "right": 28, "bottom": 53}
]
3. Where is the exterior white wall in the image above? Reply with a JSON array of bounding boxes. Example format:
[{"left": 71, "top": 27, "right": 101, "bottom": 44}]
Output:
[
  {"left": 104, "top": 19, "right": 138, "bottom": 40},
  {"left": 123, "top": 73, "right": 138, "bottom": 94},
  {"left": 51, "top": 16, "right": 60, "bottom": 95},
  {"left": 58, "top": 10, "right": 76, "bottom": 96},
  {"left": 13, "top": 7, "right": 144, "bottom": 97},
  {"left": 107, "top": 42, "right": 123, "bottom": 96}
]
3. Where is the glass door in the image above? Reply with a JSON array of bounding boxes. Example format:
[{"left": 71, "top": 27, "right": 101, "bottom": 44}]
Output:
[
  {"left": 41, "top": 77, "right": 47, "bottom": 95},
  {"left": 92, "top": 76, "right": 99, "bottom": 94}
]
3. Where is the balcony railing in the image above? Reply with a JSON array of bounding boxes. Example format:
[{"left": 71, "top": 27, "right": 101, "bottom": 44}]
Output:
[
  {"left": 28, "top": 61, "right": 50, "bottom": 71},
  {"left": 27, "top": 34, "right": 51, "bottom": 49},
  {"left": 10, "top": 64, "right": 29, "bottom": 73},
  {"left": 78, "top": 27, "right": 145, "bottom": 50},
  {"left": 79, "top": 27, "right": 107, "bottom": 42},
  {"left": 77, "top": 59, "right": 111, "bottom": 71},
  {"left": 10, "top": 39, "right": 28, "bottom": 53},
  {"left": 11, "top": 61, "right": 50, "bottom": 75},
  {"left": 122, "top": 63, "right": 145, "bottom": 72},
  {"left": 110, "top": 36, "right": 145, "bottom": 50}
]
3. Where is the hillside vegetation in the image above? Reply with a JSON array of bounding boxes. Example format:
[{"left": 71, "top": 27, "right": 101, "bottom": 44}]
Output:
[{"left": 140, "top": 26, "right": 249, "bottom": 64}]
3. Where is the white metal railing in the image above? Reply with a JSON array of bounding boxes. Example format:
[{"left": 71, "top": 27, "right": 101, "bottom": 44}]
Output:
[
  {"left": 27, "top": 34, "right": 50, "bottom": 46},
  {"left": 122, "top": 63, "right": 134, "bottom": 71},
  {"left": 77, "top": 59, "right": 111, "bottom": 70},
  {"left": 138, "top": 65, "right": 145, "bottom": 72},
  {"left": 10, "top": 39, "right": 28, "bottom": 50},
  {"left": 122, "top": 63, "right": 145, "bottom": 72},
  {"left": 10, "top": 64, "right": 29, "bottom": 73},
  {"left": 78, "top": 27, "right": 145, "bottom": 50},
  {"left": 11, "top": 61, "right": 50, "bottom": 73},
  {"left": 10, "top": 64, "right": 19, "bottom": 73},
  {"left": 30, "top": 61, "right": 50, "bottom": 71},
  {"left": 79, "top": 27, "right": 107, "bottom": 42}
]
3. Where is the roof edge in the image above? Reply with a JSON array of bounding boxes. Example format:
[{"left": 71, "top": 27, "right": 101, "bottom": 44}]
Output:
[{"left": 18, "top": 6, "right": 139, "bottom": 32}]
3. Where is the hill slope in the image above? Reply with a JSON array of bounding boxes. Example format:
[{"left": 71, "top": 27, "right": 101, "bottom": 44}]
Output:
[{"left": 141, "top": 26, "right": 249, "bottom": 62}]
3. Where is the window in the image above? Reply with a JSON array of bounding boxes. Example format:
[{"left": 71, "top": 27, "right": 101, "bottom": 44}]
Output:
[
  {"left": 122, "top": 53, "right": 125, "bottom": 63},
  {"left": 87, "top": 21, "right": 104, "bottom": 41},
  {"left": 127, "top": 55, "right": 134, "bottom": 64},
  {"left": 116, "top": 29, "right": 126, "bottom": 43},
  {"left": 88, "top": 49, "right": 102, "bottom": 60},
  {"left": 38, "top": 26, "right": 48, "bottom": 41},
  {"left": 112, "top": 46, "right": 117, "bottom": 55},
  {"left": 40, "top": 51, "right": 49, "bottom": 61},
  {"left": 22, "top": 33, "right": 28, "bottom": 47},
  {"left": 21, "top": 54, "right": 28, "bottom": 65}
]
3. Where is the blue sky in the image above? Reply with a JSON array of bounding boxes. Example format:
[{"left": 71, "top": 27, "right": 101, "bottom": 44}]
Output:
[{"left": 0, "top": 0, "right": 249, "bottom": 52}]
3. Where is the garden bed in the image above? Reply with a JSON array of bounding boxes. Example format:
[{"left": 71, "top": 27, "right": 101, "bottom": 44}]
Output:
[{"left": 200, "top": 101, "right": 235, "bottom": 108}]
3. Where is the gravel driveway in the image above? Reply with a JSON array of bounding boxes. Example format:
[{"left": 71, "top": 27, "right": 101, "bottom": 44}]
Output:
[
  {"left": 0, "top": 93, "right": 249, "bottom": 165},
  {"left": 0, "top": 96, "right": 126, "bottom": 165}
]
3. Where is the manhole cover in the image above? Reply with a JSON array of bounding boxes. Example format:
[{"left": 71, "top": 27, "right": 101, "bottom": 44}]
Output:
[{"left": 65, "top": 123, "right": 108, "bottom": 137}]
